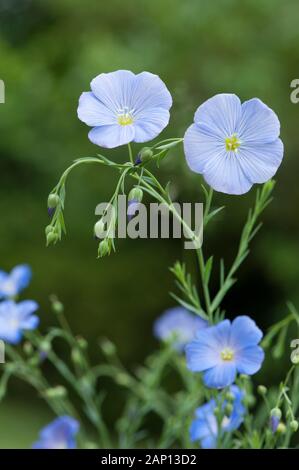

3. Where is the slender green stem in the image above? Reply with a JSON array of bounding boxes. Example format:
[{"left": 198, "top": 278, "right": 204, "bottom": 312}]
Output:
[{"left": 128, "top": 143, "right": 134, "bottom": 164}]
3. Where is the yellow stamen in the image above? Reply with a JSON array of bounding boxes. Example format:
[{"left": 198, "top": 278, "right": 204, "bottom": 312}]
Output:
[
  {"left": 221, "top": 348, "right": 234, "bottom": 361},
  {"left": 117, "top": 114, "right": 134, "bottom": 126},
  {"left": 225, "top": 134, "right": 240, "bottom": 152}
]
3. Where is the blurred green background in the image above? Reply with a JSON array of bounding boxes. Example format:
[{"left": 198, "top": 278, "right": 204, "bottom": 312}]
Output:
[{"left": 0, "top": 0, "right": 299, "bottom": 447}]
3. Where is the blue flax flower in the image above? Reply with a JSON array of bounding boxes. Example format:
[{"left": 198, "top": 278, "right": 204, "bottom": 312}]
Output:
[
  {"left": 190, "top": 385, "right": 245, "bottom": 448},
  {"left": 0, "top": 264, "right": 32, "bottom": 299},
  {"left": 0, "top": 300, "right": 39, "bottom": 344},
  {"left": 154, "top": 306, "right": 208, "bottom": 351},
  {"left": 184, "top": 94, "right": 283, "bottom": 194},
  {"left": 33, "top": 416, "right": 79, "bottom": 449},
  {"left": 77, "top": 70, "right": 172, "bottom": 148},
  {"left": 186, "top": 316, "right": 264, "bottom": 388}
]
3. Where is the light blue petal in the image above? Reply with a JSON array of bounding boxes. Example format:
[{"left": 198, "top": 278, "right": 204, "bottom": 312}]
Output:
[
  {"left": 203, "top": 151, "right": 252, "bottom": 195},
  {"left": 190, "top": 419, "right": 210, "bottom": 442},
  {"left": 134, "top": 107, "right": 170, "bottom": 143},
  {"left": 236, "top": 345, "right": 264, "bottom": 375},
  {"left": 132, "top": 71, "right": 172, "bottom": 113},
  {"left": 88, "top": 124, "right": 135, "bottom": 148},
  {"left": 186, "top": 340, "right": 220, "bottom": 372},
  {"left": 77, "top": 92, "right": 116, "bottom": 126},
  {"left": 194, "top": 94, "right": 242, "bottom": 139},
  {"left": 203, "top": 362, "right": 237, "bottom": 389},
  {"left": 237, "top": 98, "right": 280, "bottom": 144},
  {"left": 201, "top": 435, "right": 217, "bottom": 449},
  {"left": 183, "top": 123, "right": 225, "bottom": 174},
  {"left": 231, "top": 316, "right": 263, "bottom": 350},
  {"left": 91, "top": 70, "right": 136, "bottom": 112},
  {"left": 237, "top": 138, "right": 284, "bottom": 184},
  {"left": 20, "top": 315, "right": 40, "bottom": 330},
  {"left": 10, "top": 264, "right": 32, "bottom": 291},
  {"left": 17, "top": 300, "right": 39, "bottom": 319}
]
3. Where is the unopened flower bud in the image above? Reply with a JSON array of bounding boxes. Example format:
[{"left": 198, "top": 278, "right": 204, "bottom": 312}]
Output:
[
  {"left": 98, "top": 239, "right": 110, "bottom": 258},
  {"left": 225, "top": 403, "right": 233, "bottom": 415},
  {"left": 290, "top": 420, "right": 299, "bottom": 432},
  {"left": 46, "top": 230, "right": 58, "bottom": 245},
  {"left": 45, "top": 225, "right": 53, "bottom": 235},
  {"left": 258, "top": 385, "right": 267, "bottom": 396},
  {"left": 225, "top": 391, "right": 235, "bottom": 402},
  {"left": 94, "top": 219, "right": 106, "bottom": 239},
  {"left": 47, "top": 194, "right": 60, "bottom": 216},
  {"left": 271, "top": 408, "right": 282, "bottom": 420},
  {"left": 71, "top": 348, "right": 84, "bottom": 367},
  {"left": 128, "top": 187, "right": 143, "bottom": 203},
  {"left": 76, "top": 336, "right": 88, "bottom": 350},
  {"left": 277, "top": 422, "right": 286, "bottom": 434},
  {"left": 135, "top": 147, "right": 154, "bottom": 165},
  {"left": 100, "top": 338, "right": 116, "bottom": 356},
  {"left": 51, "top": 298, "right": 64, "bottom": 315}
]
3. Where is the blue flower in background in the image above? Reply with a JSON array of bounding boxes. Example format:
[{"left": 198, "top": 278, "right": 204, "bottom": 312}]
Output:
[
  {"left": 77, "top": 70, "right": 172, "bottom": 148},
  {"left": 186, "top": 316, "right": 264, "bottom": 388},
  {"left": 0, "top": 300, "right": 39, "bottom": 344},
  {"left": 184, "top": 94, "right": 283, "bottom": 195},
  {"left": 0, "top": 264, "right": 32, "bottom": 299},
  {"left": 33, "top": 416, "right": 79, "bottom": 449},
  {"left": 190, "top": 385, "right": 245, "bottom": 448},
  {"left": 153, "top": 307, "right": 208, "bottom": 351}
]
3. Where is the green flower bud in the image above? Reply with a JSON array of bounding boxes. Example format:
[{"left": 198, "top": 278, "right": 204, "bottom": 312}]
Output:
[
  {"left": 94, "top": 219, "right": 106, "bottom": 239},
  {"left": 277, "top": 422, "right": 286, "bottom": 434},
  {"left": 76, "top": 336, "right": 88, "bottom": 350},
  {"left": 39, "top": 340, "right": 51, "bottom": 354},
  {"left": 100, "top": 338, "right": 116, "bottom": 356},
  {"left": 46, "top": 230, "right": 58, "bottom": 245},
  {"left": 290, "top": 420, "right": 299, "bottom": 432},
  {"left": 225, "top": 403, "right": 233, "bottom": 415},
  {"left": 225, "top": 391, "right": 235, "bottom": 402},
  {"left": 98, "top": 239, "right": 110, "bottom": 258},
  {"left": 45, "top": 225, "right": 53, "bottom": 235},
  {"left": 51, "top": 299, "right": 64, "bottom": 315},
  {"left": 128, "top": 187, "right": 143, "bottom": 203},
  {"left": 135, "top": 147, "right": 154, "bottom": 164},
  {"left": 47, "top": 194, "right": 60, "bottom": 209},
  {"left": 71, "top": 348, "right": 84, "bottom": 367},
  {"left": 271, "top": 408, "right": 282, "bottom": 420},
  {"left": 257, "top": 385, "right": 267, "bottom": 396}
]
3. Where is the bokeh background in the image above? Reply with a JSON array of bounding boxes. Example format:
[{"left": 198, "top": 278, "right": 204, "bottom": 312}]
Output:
[{"left": 0, "top": 0, "right": 299, "bottom": 447}]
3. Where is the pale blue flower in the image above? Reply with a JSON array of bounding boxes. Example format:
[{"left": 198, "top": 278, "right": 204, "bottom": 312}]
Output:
[
  {"left": 186, "top": 316, "right": 264, "bottom": 388},
  {"left": 0, "top": 300, "right": 39, "bottom": 344},
  {"left": 184, "top": 94, "right": 283, "bottom": 195},
  {"left": 153, "top": 306, "right": 208, "bottom": 351},
  {"left": 33, "top": 416, "right": 79, "bottom": 449},
  {"left": 0, "top": 264, "right": 32, "bottom": 299},
  {"left": 190, "top": 385, "right": 245, "bottom": 448},
  {"left": 77, "top": 70, "right": 172, "bottom": 149}
]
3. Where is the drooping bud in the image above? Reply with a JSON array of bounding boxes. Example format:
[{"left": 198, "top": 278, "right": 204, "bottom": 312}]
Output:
[
  {"left": 277, "top": 422, "right": 286, "bottom": 434},
  {"left": 257, "top": 385, "right": 267, "bottom": 396},
  {"left": 94, "top": 219, "right": 106, "bottom": 240},
  {"left": 46, "top": 230, "right": 59, "bottom": 245},
  {"left": 290, "top": 420, "right": 299, "bottom": 432},
  {"left": 224, "top": 403, "right": 233, "bottom": 415},
  {"left": 127, "top": 187, "right": 143, "bottom": 220},
  {"left": 99, "top": 338, "right": 116, "bottom": 356},
  {"left": 50, "top": 297, "right": 64, "bottom": 315},
  {"left": 135, "top": 147, "right": 154, "bottom": 165},
  {"left": 76, "top": 336, "right": 88, "bottom": 350},
  {"left": 98, "top": 239, "right": 110, "bottom": 258},
  {"left": 47, "top": 194, "right": 60, "bottom": 217},
  {"left": 271, "top": 408, "right": 282, "bottom": 420}
]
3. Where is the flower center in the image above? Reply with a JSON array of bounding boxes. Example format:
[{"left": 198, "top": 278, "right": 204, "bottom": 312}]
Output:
[
  {"left": 117, "top": 107, "right": 134, "bottom": 126},
  {"left": 225, "top": 134, "right": 241, "bottom": 152},
  {"left": 221, "top": 348, "right": 234, "bottom": 361}
]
